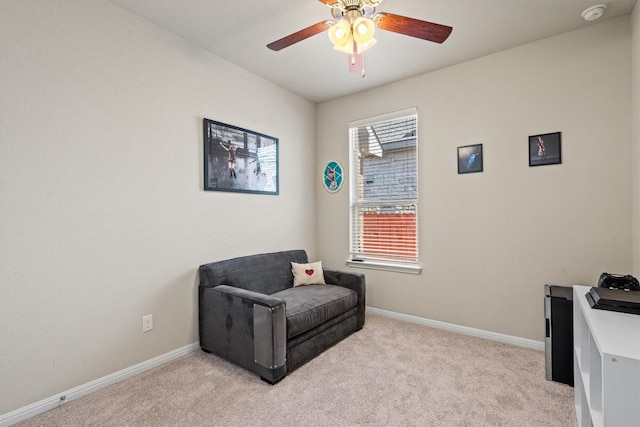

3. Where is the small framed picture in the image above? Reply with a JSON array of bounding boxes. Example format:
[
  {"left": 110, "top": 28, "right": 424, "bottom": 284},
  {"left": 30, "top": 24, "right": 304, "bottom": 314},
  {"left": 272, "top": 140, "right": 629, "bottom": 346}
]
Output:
[
  {"left": 323, "top": 160, "right": 344, "bottom": 193},
  {"left": 457, "top": 144, "right": 483, "bottom": 174},
  {"left": 529, "top": 132, "right": 561, "bottom": 167}
]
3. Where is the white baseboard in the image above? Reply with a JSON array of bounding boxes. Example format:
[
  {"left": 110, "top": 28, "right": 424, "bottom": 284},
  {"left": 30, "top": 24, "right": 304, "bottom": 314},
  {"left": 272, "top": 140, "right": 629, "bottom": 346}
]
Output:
[
  {"left": 0, "top": 342, "right": 200, "bottom": 427},
  {"left": 366, "top": 306, "right": 545, "bottom": 352}
]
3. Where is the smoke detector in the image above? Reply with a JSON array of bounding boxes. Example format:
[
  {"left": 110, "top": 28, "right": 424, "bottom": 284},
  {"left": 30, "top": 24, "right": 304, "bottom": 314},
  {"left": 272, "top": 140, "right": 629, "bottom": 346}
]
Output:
[{"left": 581, "top": 4, "right": 607, "bottom": 21}]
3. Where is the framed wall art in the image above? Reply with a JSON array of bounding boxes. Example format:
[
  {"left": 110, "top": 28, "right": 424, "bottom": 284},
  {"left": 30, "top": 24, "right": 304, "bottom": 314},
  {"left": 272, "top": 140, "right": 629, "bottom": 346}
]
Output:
[
  {"left": 323, "top": 160, "right": 344, "bottom": 193},
  {"left": 529, "top": 132, "right": 561, "bottom": 167},
  {"left": 203, "top": 119, "right": 279, "bottom": 195},
  {"left": 457, "top": 144, "right": 483, "bottom": 174}
]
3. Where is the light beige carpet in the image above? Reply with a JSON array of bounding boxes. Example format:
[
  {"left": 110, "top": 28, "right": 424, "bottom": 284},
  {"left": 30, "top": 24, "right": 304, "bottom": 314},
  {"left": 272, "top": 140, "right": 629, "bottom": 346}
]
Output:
[{"left": 18, "top": 314, "right": 575, "bottom": 426}]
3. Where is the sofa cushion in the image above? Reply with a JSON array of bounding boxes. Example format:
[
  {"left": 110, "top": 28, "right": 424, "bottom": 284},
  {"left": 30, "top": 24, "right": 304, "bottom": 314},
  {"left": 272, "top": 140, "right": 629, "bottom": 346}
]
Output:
[
  {"left": 291, "top": 261, "right": 326, "bottom": 286},
  {"left": 199, "top": 250, "right": 308, "bottom": 295},
  {"left": 271, "top": 285, "right": 357, "bottom": 338}
]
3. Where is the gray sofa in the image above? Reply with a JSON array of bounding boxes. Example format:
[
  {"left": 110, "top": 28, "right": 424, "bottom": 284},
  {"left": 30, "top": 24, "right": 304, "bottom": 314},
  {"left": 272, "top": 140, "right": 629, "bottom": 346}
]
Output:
[{"left": 198, "top": 249, "right": 366, "bottom": 383}]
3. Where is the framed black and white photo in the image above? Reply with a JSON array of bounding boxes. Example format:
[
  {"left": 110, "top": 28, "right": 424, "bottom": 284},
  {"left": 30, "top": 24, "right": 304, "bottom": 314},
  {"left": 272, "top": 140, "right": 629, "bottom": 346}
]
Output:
[
  {"left": 529, "top": 132, "right": 561, "bottom": 167},
  {"left": 203, "top": 119, "right": 279, "bottom": 195},
  {"left": 457, "top": 144, "right": 483, "bottom": 174}
]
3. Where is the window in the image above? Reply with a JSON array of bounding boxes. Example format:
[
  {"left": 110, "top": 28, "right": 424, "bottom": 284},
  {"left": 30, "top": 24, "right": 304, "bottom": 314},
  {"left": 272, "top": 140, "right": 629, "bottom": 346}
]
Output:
[{"left": 348, "top": 108, "right": 420, "bottom": 274}]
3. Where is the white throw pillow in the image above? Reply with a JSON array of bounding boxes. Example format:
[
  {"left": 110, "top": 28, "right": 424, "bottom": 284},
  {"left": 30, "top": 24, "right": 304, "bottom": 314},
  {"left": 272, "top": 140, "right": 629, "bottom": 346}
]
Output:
[{"left": 291, "top": 261, "right": 326, "bottom": 286}]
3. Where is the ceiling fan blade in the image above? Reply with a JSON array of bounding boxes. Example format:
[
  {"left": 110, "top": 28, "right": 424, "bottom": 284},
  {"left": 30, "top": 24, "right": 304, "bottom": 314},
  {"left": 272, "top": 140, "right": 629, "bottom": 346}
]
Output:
[
  {"left": 267, "top": 21, "right": 332, "bottom": 51},
  {"left": 317, "top": 0, "right": 338, "bottom": 5},
  {"left": 376, "top": 12, "right": 452, "bottom": 44}
]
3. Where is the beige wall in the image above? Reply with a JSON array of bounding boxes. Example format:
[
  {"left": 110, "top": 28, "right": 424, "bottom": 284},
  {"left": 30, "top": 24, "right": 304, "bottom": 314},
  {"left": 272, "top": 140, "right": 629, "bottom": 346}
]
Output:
[
  {"left": 317, "top": 17, "right": 633, "bottom": 342},
  {"left": 2, "top": 0, "right": 636, "bottom": 417},
  {"left": 0, "top": 0, "right": 316, "bottom": 414},
  {"left": 633, "top": 3, "right": 640, "bottom": 276}
]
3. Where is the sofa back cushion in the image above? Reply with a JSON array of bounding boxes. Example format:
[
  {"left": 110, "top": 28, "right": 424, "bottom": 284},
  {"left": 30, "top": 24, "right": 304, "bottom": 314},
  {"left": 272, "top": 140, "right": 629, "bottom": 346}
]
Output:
[{"left": 199, "top": 249, "right": 308, "bottom": 295}]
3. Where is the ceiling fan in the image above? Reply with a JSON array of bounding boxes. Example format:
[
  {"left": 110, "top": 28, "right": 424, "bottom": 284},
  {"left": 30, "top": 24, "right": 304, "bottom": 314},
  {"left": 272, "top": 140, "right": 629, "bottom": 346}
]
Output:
[{"left": 267, "top": 0, "right": 452, "bottom": 75}]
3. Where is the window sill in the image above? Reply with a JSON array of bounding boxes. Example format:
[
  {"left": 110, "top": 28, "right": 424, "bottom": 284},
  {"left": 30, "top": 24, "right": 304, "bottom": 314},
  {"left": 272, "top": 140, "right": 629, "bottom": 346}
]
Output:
[{"left": 345, "top": 260, "right": 422, "bottom": 275}]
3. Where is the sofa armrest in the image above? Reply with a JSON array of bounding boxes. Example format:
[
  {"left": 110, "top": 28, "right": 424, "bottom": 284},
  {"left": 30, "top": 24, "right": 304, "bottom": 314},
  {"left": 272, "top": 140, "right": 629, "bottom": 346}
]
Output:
[
  {"left": 323, "top": 269, "right": 366, "bottom": 329},
  {"left": 211, "top": 284, "right": 284, "bottom": 308},
  {"left": 199, "top": 285, "right": 287, "bottom": 383}
]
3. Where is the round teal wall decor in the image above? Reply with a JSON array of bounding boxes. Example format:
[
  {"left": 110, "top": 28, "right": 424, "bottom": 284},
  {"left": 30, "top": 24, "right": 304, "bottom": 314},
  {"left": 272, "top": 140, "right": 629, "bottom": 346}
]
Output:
[{"left": 323, "top": 160, "right": 343, "bottom": 193}]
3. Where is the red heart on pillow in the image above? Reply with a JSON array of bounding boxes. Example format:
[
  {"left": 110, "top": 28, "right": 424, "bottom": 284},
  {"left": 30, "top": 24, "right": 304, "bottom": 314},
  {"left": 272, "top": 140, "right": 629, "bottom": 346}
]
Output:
[{"left": 305, "top": 269, "right": 314, "bottom": 276}]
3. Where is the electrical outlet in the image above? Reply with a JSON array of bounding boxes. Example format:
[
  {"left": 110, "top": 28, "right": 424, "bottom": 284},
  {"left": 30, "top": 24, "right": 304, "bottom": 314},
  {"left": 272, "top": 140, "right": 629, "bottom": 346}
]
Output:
[{"left": 142, "top": 314, "right": 153, "bottom": 332}]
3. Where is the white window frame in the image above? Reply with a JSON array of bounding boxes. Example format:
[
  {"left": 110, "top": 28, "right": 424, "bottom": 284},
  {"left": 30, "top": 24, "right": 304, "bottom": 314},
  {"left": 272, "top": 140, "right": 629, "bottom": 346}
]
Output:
[{"left": 346, "top": 107, "right": 421, "bottom": 275}]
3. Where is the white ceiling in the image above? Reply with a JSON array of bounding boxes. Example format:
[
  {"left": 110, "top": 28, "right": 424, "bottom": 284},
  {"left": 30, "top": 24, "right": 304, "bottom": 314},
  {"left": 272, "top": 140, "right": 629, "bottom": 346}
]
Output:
[{"left": 108, "top": 0, "right": 637, "bottom": 103}]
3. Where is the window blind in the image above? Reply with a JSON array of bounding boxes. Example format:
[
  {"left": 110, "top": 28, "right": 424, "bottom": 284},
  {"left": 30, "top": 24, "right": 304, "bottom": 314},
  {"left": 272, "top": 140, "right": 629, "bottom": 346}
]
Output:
[{"left": 349, "top": 109, "right": 418, "bottom": 264}]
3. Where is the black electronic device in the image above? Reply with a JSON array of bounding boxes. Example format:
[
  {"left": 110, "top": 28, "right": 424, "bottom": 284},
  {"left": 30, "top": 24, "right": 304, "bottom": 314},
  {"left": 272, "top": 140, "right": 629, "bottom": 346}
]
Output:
[
  {"left": 544, "top": 285, "right": 574, "bottom": 387},
  {"left": 598, "top": 272, "right": 640, "bottom": 291},
  {"left": 586, "top": 287, "right": 640, "bottom": 315}
]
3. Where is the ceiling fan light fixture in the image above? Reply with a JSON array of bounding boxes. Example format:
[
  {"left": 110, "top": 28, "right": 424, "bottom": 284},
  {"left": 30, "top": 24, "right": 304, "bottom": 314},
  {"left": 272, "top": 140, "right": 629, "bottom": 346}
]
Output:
[
  {"left": 353, "top": 16, "right": 376, "bottom": 44},
  {"left": 333, "top": 38, "right": 376, "bottom": 54},
  {"left": 357, "top": 38, "right": 377, "bottom": 53},
  {"left": 328, "top": 19, "right": 352, "bottom": 47},
  {"left": 333, "top": 39, "right": 355, "bottom": 54}
]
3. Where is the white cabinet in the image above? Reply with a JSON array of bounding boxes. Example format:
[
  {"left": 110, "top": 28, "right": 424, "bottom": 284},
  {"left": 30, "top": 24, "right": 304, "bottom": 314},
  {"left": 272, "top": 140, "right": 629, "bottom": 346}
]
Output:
[{"left": 573, "top": 285, "right": 640, "bottom": 427}]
